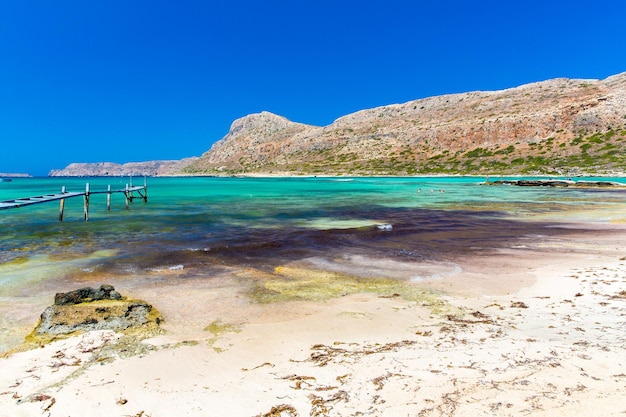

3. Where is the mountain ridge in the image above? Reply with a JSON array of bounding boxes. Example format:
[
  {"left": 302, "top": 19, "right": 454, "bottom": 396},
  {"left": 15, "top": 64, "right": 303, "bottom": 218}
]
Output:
[{"left": 51, "top": 72, "right": 626, "bottom": 177}]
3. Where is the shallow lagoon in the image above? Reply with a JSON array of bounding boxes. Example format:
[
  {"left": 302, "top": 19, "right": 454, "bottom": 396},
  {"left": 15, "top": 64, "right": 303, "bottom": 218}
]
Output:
[{"left": 1, "top": 176, "right": 625, "bottom": 351}]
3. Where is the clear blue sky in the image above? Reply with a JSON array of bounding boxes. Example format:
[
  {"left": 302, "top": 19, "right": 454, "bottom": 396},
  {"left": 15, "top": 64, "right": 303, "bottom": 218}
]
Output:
[{"left": 1, "top": 0, "right": 625, "bottom": 176}]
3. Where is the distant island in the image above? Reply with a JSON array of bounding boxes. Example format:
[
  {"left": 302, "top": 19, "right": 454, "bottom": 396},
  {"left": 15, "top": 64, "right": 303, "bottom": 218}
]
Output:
[
  {"left": 48, "top": 159, "right": 197, "bottom": 177},
  {"left": 50, "top": 71, "right": 626, "bottom": 177},
  {"left": 0, "top": 173, "right": 32, "bottom": 178}
]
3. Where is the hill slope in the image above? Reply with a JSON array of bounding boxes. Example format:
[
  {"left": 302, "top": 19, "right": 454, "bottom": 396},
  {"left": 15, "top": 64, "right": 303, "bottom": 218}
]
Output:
[{"left": 183, "top": 72, "right": 626, "bottom": 176}]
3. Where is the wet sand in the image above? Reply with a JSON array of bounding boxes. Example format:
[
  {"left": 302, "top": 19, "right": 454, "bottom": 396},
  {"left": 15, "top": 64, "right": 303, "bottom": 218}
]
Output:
[{"left": 1, "top": 218, "right": 625, "bottom": 416}]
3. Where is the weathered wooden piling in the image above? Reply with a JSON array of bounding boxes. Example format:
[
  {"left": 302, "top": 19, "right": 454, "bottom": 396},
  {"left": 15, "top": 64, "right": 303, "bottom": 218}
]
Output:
[
  {"left": 107, "top": 184, "right": 111, "bottom": 211},
  {"left": 83, "top": 183, "right": 90, "bottom": 221},
  {"left": 59, "top": 186, "right": 66, "bottom": 222}
]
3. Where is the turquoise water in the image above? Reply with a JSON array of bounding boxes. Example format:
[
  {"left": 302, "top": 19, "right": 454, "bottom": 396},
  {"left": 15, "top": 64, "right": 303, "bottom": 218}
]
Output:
[
  {"left": 1, "top": 176, "right": 625, "bottom": 351},
  {"left": 2, "top": 176, "right": 626, "bottom": 266}
]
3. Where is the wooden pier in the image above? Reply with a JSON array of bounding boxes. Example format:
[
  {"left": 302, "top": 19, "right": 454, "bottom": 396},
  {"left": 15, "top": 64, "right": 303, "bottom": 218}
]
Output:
[{"left": 0, "top": 177, "right": 148, "bottom": 221}]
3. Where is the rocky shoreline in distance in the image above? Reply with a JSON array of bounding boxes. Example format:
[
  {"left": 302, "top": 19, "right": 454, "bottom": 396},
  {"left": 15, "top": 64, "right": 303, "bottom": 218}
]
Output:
[{"left": 488, "top": 179, "right": 626, "bottom": 187}]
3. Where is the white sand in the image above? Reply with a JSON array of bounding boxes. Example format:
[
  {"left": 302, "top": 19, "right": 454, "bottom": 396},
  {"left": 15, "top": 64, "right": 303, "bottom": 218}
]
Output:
[{"left": 1, "top": 226, "right": 626, "bottom": 416}]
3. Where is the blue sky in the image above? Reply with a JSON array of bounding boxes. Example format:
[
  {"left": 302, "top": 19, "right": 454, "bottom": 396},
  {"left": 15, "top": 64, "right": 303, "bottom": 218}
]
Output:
[{"left": 1, "top": 0, "right": 625, "bottom": 176}]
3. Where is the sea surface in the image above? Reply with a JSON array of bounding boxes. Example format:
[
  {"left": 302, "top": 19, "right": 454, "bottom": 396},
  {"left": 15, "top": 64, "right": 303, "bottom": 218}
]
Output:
[{"left": 1, "top": 176, "right": 626, "bottom": 351}]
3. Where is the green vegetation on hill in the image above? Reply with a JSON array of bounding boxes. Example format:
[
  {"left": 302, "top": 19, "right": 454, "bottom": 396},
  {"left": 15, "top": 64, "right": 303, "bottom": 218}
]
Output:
[{"left": 181, "top": 127, "right": 626, "bottom": 176}]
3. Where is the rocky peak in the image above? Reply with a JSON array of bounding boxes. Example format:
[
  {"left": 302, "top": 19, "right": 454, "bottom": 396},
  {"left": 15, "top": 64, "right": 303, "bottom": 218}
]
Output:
[
  {"left": 226, "top": 111, "right": 305, "bottom": 141},
  {"left": 208, "top": 111, "right": 319, "bottom": 149},
  {"left": 189, "top": 111, "right": 321, "bottom": 170}
]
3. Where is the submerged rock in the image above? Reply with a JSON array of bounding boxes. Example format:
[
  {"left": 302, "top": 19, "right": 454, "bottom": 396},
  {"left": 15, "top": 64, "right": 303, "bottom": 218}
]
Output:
[{"left": 28, "top": 284, "right": 163, "bottom": 346}]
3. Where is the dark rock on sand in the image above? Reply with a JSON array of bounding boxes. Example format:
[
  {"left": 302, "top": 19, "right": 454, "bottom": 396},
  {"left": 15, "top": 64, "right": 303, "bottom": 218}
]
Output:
[{"left": 29, "top": 285, "right": 163, "bottom": 345}]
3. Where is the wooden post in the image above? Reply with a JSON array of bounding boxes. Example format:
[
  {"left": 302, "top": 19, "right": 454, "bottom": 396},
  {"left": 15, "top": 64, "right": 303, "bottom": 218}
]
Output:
[
  {"left": 129, "top": 176, "right": 133, "bottom": 202},
  {"left": 107, "top": 184, "right": 111, "bottom": 211},
  {"left": 125, "top": 184, "right": 129, "bottom": 210},
  {"left": 83, "top": 183, "right": 90, "bottom": 221},
  {"left": 143, "top": 176, "right": 148, "bottom": 202},
  {"left": 59, "top": 186, "right": 66, "bottom": 222}
]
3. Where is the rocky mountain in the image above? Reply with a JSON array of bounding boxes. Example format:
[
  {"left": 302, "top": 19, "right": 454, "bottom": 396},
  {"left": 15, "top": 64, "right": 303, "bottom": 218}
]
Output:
[
  {"left": 51, "top": 72, "right": 626, "bottom": 177},
  {"left": 182, "top": 72, "right": 626, "bottom": 176},
  {"left": 49, "top": 158, "right": 197, "bottom": 177}
]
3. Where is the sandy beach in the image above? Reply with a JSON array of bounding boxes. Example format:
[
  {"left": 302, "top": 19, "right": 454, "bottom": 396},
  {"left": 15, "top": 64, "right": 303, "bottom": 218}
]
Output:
[{"left": 1, "top": 222, "right": 625, "bottom": 417}]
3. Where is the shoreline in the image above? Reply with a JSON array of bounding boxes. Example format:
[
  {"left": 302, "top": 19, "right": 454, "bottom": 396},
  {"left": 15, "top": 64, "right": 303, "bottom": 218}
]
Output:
[
  {"left": 1, "top": 222, "right": 625, "bottom": 415},
  {"left": 40, "top": 172, "right": 626, "bottom": 179}
]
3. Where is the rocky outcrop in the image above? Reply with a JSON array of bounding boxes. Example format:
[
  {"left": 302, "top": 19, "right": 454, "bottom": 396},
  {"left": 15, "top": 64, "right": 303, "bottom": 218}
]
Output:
[
  {"left": 49, "top": 158, "right": 197, "bottom": 177},
  {"left": 185, "top": 112, "right": 322, "bottom": 172},
  {"left": 28, "top": 285, "right": 162, "bottom": 345}
]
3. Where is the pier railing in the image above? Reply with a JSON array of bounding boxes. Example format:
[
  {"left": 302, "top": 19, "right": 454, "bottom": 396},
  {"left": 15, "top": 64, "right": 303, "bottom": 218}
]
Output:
[{"left": 0, "top": 177, "right": 148, "bottom": 221}]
